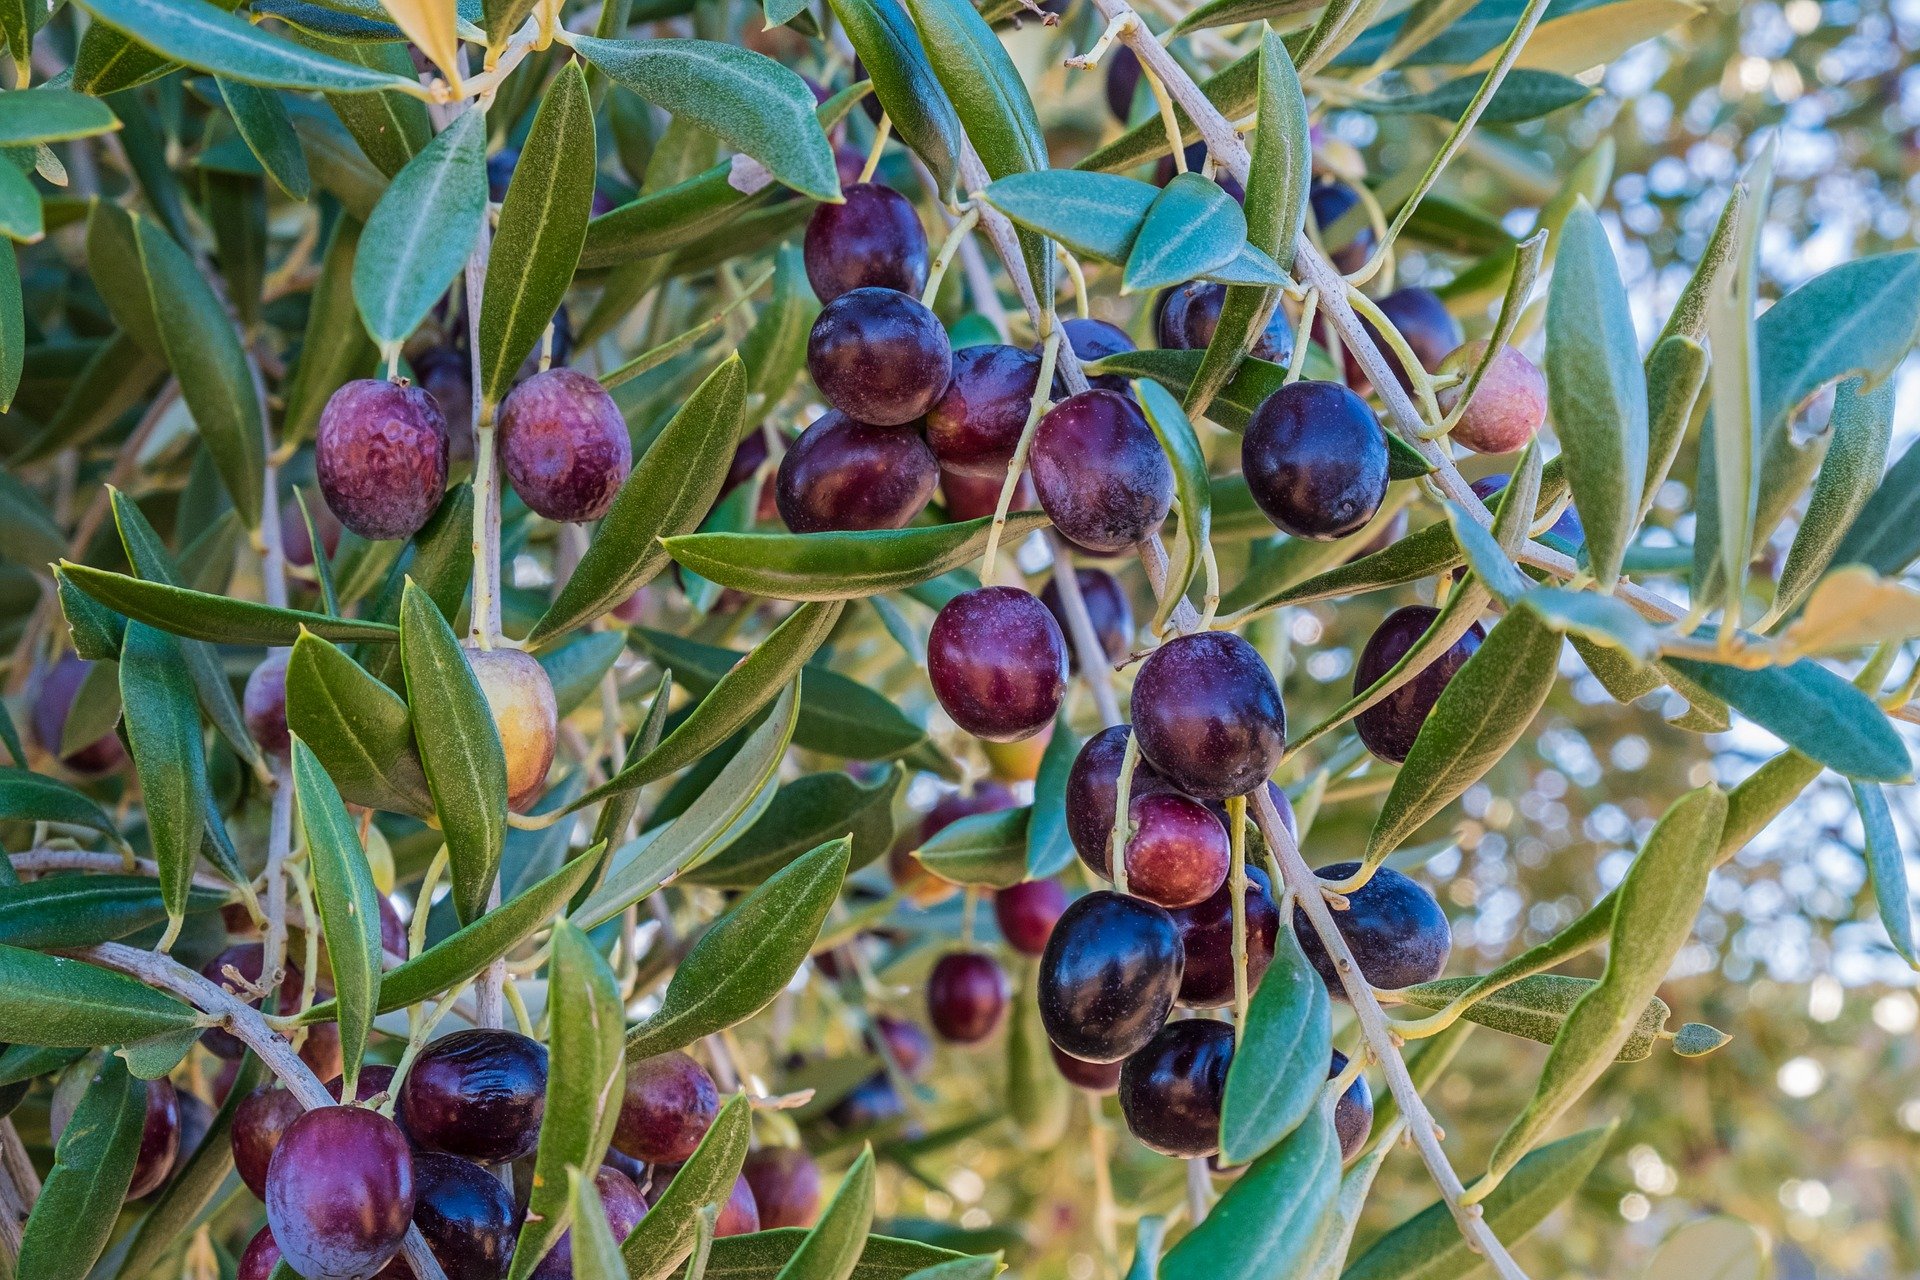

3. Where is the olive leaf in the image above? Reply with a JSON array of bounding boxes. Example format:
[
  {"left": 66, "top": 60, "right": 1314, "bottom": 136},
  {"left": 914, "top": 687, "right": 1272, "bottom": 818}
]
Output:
[
  {"left": 915, "top": 808, "right": 1029, "bottom": 889},
  {"left": 740, "top": 245, "right": 817, "bottom": 406},
  {"left": 17, "top": 1056, "right": 147, "bottom": 1280},
  {"left": 775, "top": 1144, "right": 876, "bottom": 1280},
  {"left": 118, "top": 620, "right": 209, "bottom": 935},
  {"left": 286, "top": 630, "right": 435, "bottom": 816},
  {"left": 688, "top": 766, "right": 902, "bottom": 889},
  {"left": 0, "top": 766, "right": 126, "bottom": 846},
  {"left": 1077, "top": 48, "right": 1260, "bottom": 176},
  {"left": 696, "top": 1233, "right": 967, "bottom": 1280},
  {"left": 568, "top": 1165, "right": 631, "bottom": 1280},
  {"left": 354, "top": 108, "right": 488, "bottom": 346},
  {"left": 60, "top": 560, "right": 398, "bottom": 645},
  {"left": 1480, "top": 785, "right": 1726, "bottom": 1192},
  {"left": 1852, "top": 781, "right": 1916, "bottom": 968},
  {"left": 1545, "top": 199, "right": 1646, "bottom": 589},
  {"left": 1638, "top": 333, "right": 1709, "bottom": 521},
  {"left": 1134, "top": 380, "right": 1212, "bottom": 631},
  {"left": 507, "top": 921, "right": 627, "bottom": 1280},
  {"left": 1663, "top": 656, "right": 1909, "bottom": 783},
  {"left": 399, "top": 579, "right": 508, "bottom": 924},
  {"left": 1364, "top": 602, "right": 1561, "bottom": 869},
  {"left": 825, "top": 0, "right": 963, "bottom": 201},
  {"left": 1394, "top": 974, "right": 1671, "bottom": 1060},
  {"left": 621, "top": 1094, "right": 753, "bottom": 1280},
  {"left": 73, "top": 0, "right": 422, "bottom": 92},
  {"left": 1124, "top": 173, "right": 1255, "bottom": 294},
  {"left": 291, "top": 737, "right": 384, "bottom": 1095},
  {"left": 980, "top": 170, "right": 1156, "bottom": 265},
  {"left": 623, "top": 835, "right": 850, "bottom": 1061},
  {"left": 1026, "top": 713, "right": 1082, "bottom": 879},
  {"left": 1008, "top": 968, "right": 1071, "bottom": 1148},
  {"left": 1341, "top": 1123, "right": 1614, "bottom": 1280},
  {"left": 1769, "top": 376, "right": 1896, "bottom": 625},
  {"left": 1160, "top": 1103, "right": 1340, "bottom": 1280},
  {"left": 0, "top": 945, "right": 202, "bottom": 1046},
  {"left": 0, "top": 876, "right": 225, "bottom": 951},
  {"left": 1829, "top": 435, "right": 1920, "bottom": 578},
  {"left": 1219, "top": 923, "right": 1331, "bottom": 1165}
]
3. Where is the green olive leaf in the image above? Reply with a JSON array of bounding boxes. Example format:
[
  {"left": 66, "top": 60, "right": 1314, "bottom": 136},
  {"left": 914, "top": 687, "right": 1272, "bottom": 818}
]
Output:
[
  {"left": 1134, "top": 379, "right": 1212, "bottom": 630},
  {"left": 0, "top": 766, "right": 126, "bottom": 846},
  {"left": 1007, "top": 967, "right": 1070, "bottom": 1148},
  {"left": 535, "top": 355, "right": 748, "bottom": 641},
  {"left": 1125, "top": 172, "right": 1253, "bottom": 294},
  {"left": 622, "top": 1094, "right": 754, "bottom": 1280},
  {"left": 664, "top": 513, "right": 1051, "bottom": 602},
  {"left": 286, "top": 630, "right": 435, "bottom": 816},
  {"left": 568, "top": 1165, "right": 631, "bottom": 1280},
  {"left": 0, "top": 876, "right": 225, "bottom": 951},
  {"left": 622, "top": 835, "right": 850, "bottom": 1061},
  {"left": 1220, "top": 923, "right": 1331, "bottom": 1165},
  {"left": 687, "top": 766, "right": 902, "bottom": 889},
  {"left": 1769, "top": 376, "right": 1896, "bottom": 624},
  {"left": 291, "top": 737, "right": 384, "bottom": 1093},
  {"left": 1828, "top": 434, "right": 1920, "bottom": 579},
  {"left": 1395, "top": 974, "right": 1671, "bottom": 1060},
  {"left": 1160, "top": 1103, "right": 1340, "bottom": 1280},
  {"left": 217, "top": 79, "right": 311, "bottom": 199},
  {"left": 1026, "top": 712, "right": 1081, "bottom": 879},
  {"left": 17, "top": 1056, "right": 147, "bottom": 1280},
  {"left": 118, "top": 620, "right": 210, "bottom": 932},
  {"left": 1638, "top": 333, "right": 1709, "bottom": 521},
  {"left": 915, "top": 808, "right": 1028, "bottom": 889},
  {"left": 1663, "top": 656, "right": 1910, "bottom": 783},
  {"left": 399, "top": 578, "right": 508, "bottom": 923},
  {"left": 826, "top": 0, "right": 962, "bottom": 200},
  {"left": 506, "top": 921, "right": 628, "bottom": 1280},
  {"left": 980, "top": 170, "right": 1155, "bottom": 265},
  {"left": 1854, "top": 780, "right": 1918, "bottom": 967},
  {"left": 773, "top": 1145, "right": 875, "bottom": 1280},
  {"left": 59, "top": 560, "right": 398, "bottom": 646},
  {"left": 1480, "top": 785, "right": 1727, "bottom": 1191},
  {"left": 1076, "top": 48, "right": 1259, "bottom": 176},
  {"left": 72, "top": 0, "right": 421, "bottom": 92},
  {"left": 537, "top": 630, "right": 627, "bottom": 718},
  {"left": 353, "top": 107, "right": 487, "bottom": 346},
  {"left": 693, "top": 1233, "right": 967, "bottom": 1280},
  {"left": 0, "top": 945, "right": 202, "bottom": 1045}
]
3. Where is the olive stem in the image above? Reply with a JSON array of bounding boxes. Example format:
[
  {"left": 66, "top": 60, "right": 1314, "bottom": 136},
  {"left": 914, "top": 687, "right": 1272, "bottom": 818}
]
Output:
[
  {"left": 259, "top": 759, "right": 295, "bottom": 1004},
  {"left": 1249, "top": 791, "right": 1529, "bottom": 1280},
  {"left": 9, "top": 848, "right": 230, "bottom": 892},
  {"left": 1106, "top": 730, "right": 1140, "bottom": 896},
  {"left": 1283, "top": 290, "right": 1318, "bottom": 386},
  {"left": 1225, "top": 794, "right": 1249, "bottom": 1026},
  {"left": 1085, "top": 1093, "right": 1120, "bottom": 1274},
  {"left": 1045, "top": 541, "right": 1125, "bottom": 727},
  {"left": 857, "top": 115, "right": 893, "bottom": 185},
  {"left": 1342, "top": 285, "right": 1442, "bottom": 425},
  {"left": 981, "top": 328, "right": 1060, "bottom": 581},
  {"left": 1183, "top": 1153, "right": 1211, "bottom": 1223},
  {"left": 920, "top": 205, "right": 982, "bottom": 308}
]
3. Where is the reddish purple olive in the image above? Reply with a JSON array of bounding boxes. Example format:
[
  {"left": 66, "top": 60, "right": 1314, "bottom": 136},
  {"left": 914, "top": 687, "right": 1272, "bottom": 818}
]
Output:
[
  {"left": 1438, "top": 343, "right": 1548, "bottom": 455},
  {"left": 776, "top": 410, "right": 939, "bottom": 534},
  {"left": 927, "top": 951, "right": 1011, "bottom": 1044},
  {"left": 1056, "top": 317, "right": 1137, "bottom": 396},
  {"left": 1309, "top": 180, "right": 1375, "bottom": 274},
  {"left": 396, "top": 1028, "right": 548, "bottom": 1165},
  {"left": 1471, "top": 473, "right": 1584, "bottom": 548},
  {"left": 1131, "top": 631, "right": 1286, "bottom": 801},
  {"left": 280, "top": 492, "right": 342, "bottom": 568},
  {"left": 1120, "top": 791, "right": 1231, "bottom": 909},
  {"left": 1156, "top": 281, "right": 1292, "bottom": 365},
  {"left": 940, "top": 466, "right": 1029, "bottom": 522},
  {"left": 239, "top": 1227, "right": 282, "bottom": 1280},
  {"left": 868, "top": 1014, "right": 934, "bottom": 1080},
  {"left": 1328, "top": 1050, "right": 1373, "bottom": 1160},
  {"left": 1037, "top": 890, "right": 1184, "bottom": 1063},
  {"left": 264, "top": 1106, "right": 415, "bottom": 1280},
  {"left": 1105, "top": 45, "right": 1142, "bottom": 121},
  {"left": 1169, "top": 862, "right": 1282, "bottom": 1009},
  {"left": 244, "top": 651, "right": 291, "bottom": 761},
  {"left": 1030, "top": 389, "right": 1173, "bottom": 554},
  {"left": 612, "top": 1050, "right": 719, "bottom": 1165},
  {"left": 1040, "top": 568, "right": 1133, "bottom": 672},
  {"left": 31, "top": 653, "right": 125, "bottom": 775},
  {"left": 496, "top": 368, "right": 631, "bottom": 523},
  {"left": 716, "top": 1174, "right": 761, "bottom": 1237},
  {"left": 1243, "top": 380, "right": 1388, "bottom": 541},
  {"left": 995, "top": 879, "right": 1070, "bottom": 956},
  {"left": 232, "top": 1084, "right": 304, "bottom": 1197},
  {"left": 200, "top": 943, "right": 298, "bottom": 1061},
  {"left": 1064, "top": 724, "right": 1169, "bottom": 876},
  {"left": 1050, "top": 1043, "right": 1123, "bottom": 1094},
  {"left": 409, "top": 1151, "right": 517, "bottom": 1280},
  {"left": 1117, "top": 1018, "right": 1233, "bottom": 1158},
  {"left": 743, "top": 1147, "right": 821, "bottom": 1229},
  {"left": 807, "top": 287, "right": 953, "bottom": 427},
  {"left": 126, "top": 1078, "right": 181, "bottom": 1200},
  {"left": 528, "top": 1166, "right": 648, "bottom": 1280},
  {"left": 1353, "top": 605, "right": 1486, "bottom": 764},
  {"left": 315, "top": 378, "right": 449, "bottom": 542},
  {"left": 175, "top": 1091, "right": 215, "bottom": 1167},
  {"left": 924, "top": 344, "right": 1041, "bottom": 478},
  {"left": 804, "top": 183, "right": 930, "bottom": 303},
  {"left": 1294, "top": 862, "right": 1451, "bottom": 995},
  {"left": 927, "top": 586, "right": 1067, "bottom": 742}
]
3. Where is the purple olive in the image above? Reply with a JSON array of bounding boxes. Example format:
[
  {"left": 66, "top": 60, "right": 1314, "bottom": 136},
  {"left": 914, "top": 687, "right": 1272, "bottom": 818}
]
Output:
[
  {"left": 742, "top": 1148, "right": 821, "bottom": 1229},
  {"left": 804, "top": 183, "right": 930, "bottom": 303},
  {"left": 1120, "top": 791, "right": 1231, "bottom": 909},
  {"left": 1030, "top": 390, "right": 1173, "bottom": 554},
  {"left": 926, "top": 951, "right": 1010, "bottom": 1044},
  {"left": 1328, "top": 1049, "right": 1373, "bottom": 1160},
  {"left": 1471, "top": 473, "right": 1583, "bottom": 548},
  {"left": 264, "top": 1106, "right": 415, "bottom": 1280},
  {"left": 1117, "top": 1018, "right": 1233, "bottom": 1158},
  {"left": 1353, "top": 287, "right": 1461, "bottom": 396},
  {"left": 31, "top": 654, "right": 125, "bottom": 774},
  {"left": 612, "top": 1050, "right": 719, "bottom": 1165},
  {"left": 995, "top": 879, "right": 1070, "bottom": 956},
  {"left": 1308, "top": 181, "right": 1375, "bottom": 274},
  {"left": 396, "top": 1028, "right": 548, "bottom": 1165},
  {"left": 1064, "top": 724, "right": 1169, "bottom": 876},
  {"left": 126, "top": 1078, "right": 181, "bottom": 1199},
  {"left": 1105, "top": 46, "right": 1143, "bottom": 121},
  {"left": 497, "top": 368, "right": 631, "bottom": 523},
  {"left": 315, "top": 379, "right": 449, "bottom": 542},
  {"left": 1243, "top": 380, "right": 1388, "bottom": 541},
  {"left": 1156, "top": 281, "right": 1292, "bottom": 365},
  {"left": 807, "top": 287, "right": 953, "bottom": 427},
  {"left": 868, "top": 1014, "right": 934, "bottom": 1079},
  {"left": 1039, "top": 567, "right": 1133, "bottom": 672},
  {"left": 280, "top": 492, "right": 342, "bottom": 568},
  {"left": 1055, "top": 317, "right": 1137, "bottom": 396},
  {"left": 1352, "top": 605, "right": 1486, "bottom": 763},
  {"left": 1050, "top": 1043, "right": 1123, "bottom": 1094},
  {"left": 528, "top": 1166, "right": 648, "bottom": 1280},
  {"left": 244, "top": 651, "right": 291, "bottom": 761},
  {"left": 1293, "top": 862, "right": 1451, "bottom": 995},
  {"left": 1169, "top": 864, "right": 1280, "bottom": 1008},
  {"left": 409, "top": 1152, "right": 517, "bottom": 1280},
  {"left": 1037, "top": 891, "right": 1183, "bottom": 1063},
  {"left": 239, "top": 1227, "right": 282, "bottom": 1280},
  {"left": 927, "top": 586, "right": 1067, "bottom": 742},
  {"left": 1130, "top": 631, "right": 1286, "bottom": 801},
  {"left": 775, "top": 410, "right": 939, "bottom": 533},
  {"left": 924, "top": 344, "right": 1042, "bottom": 479}
]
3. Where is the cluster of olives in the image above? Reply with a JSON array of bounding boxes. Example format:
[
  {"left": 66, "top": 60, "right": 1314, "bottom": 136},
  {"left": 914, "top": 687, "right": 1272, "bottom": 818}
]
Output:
[{"left": 227, "top": 1029, "right": 804, "bottom": 1280}]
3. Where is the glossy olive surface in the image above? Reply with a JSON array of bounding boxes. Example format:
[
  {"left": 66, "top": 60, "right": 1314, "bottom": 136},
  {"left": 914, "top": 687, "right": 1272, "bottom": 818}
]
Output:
[
  {"left": 927, "top": 951, "right": 1011, "bottom": 1043},
  {"left": 612, "top": 1049, "right": 720, "bottom": 1164},
  {"left": 1057, "top": 317, "right": 1136, "bottom": 395},
  {"left": 315, "top": 378, "right": 449, "bottom": 542},
  {"left": 1117, "top": 1018, "right": 1234, "bottom": 1158},
  {"left": 1030, "top": 390, "right": 1174, "bottom": 554},
  {"left": 1352, "top": 605, "right": 1487, "bottom": 763},
  {"left": 1242, "top": 379, "right": 1388, "bottom": 541},
  {"left": 1037, "top": 891, "right": 1184, "bottom": 1063},
  {"left": 775, "top": 410, "right": 938, "bottom": 534},
  {"left": 803, "top": 183, "right": 930, "bottom": 303},
  {"left": 1294, "top": 862, "right": 1452, "bottom": 994},
  {"left": 1131, "top": 631, "right": 1287, "bottom": 801},
  {"left": 743, "top": 1147, "right": 822, "bottom": 1229},
  {"left": 1050, "top": 1043, "right": 1124, "bottom": 1094},
  {"left": 1155, "top": 280, "right": 1292, "bottom": 365},
  {"left": 1040, "top": 567, "right": 1133, "bottom": 673},
  {"left": 716, "top": 1174, "right": 761, "bottom": 1237},
  {"left": 410, "top": 1152, "right": 517, "bottom": 1280},
  {"left": 528, "top": 1166, "right": 648, "bottom": 1280},
  {"left": 927, "top": 586, "right": 1067, "bottom": 742},
  {"left": 1169, "top": 864, "right": 1281, "bottom": 1008},
  {"left": 264, "top": 1106, "right": 416, "bottom": 1280},
  {"left": 1121, "top": 791, "right": 1231, "bottom": 909},
  {"left": 924, "top": 343, "right": 1042, "bottom": 478},
  {"left": 396, "top": 1028, "right": 549, "bottom": 1165},
  {"left": 1328, "top": 1049, "right": 1374, "bottom": 1160},
  {"left": 806, "top": 287, "right": 953, "bottom": 427},
  {"left": 1064, "top": 724, "right": 1167, "bottom": 875},
  {"left": 994, "top": 879, "right": 1070, "bottom": 956}
]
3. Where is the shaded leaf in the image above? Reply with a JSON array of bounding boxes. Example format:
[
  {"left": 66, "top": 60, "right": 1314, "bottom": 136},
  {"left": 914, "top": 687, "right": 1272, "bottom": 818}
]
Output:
[
  {"left": 1395, "top": 974, "right": 1670, "bottom": 1060},
  {"left": 825, "top": 0, "right": 963, "bottom": 200},
  {"left": 1220, "top": 923, "right": 1331, "bottom": 1164},
  {"left": 1161, "top": 1104, "right": 1339, "bottom": 1280},
  {"left": 1851, "top": 782, "right": 1915, "bottom": 968},
  {"left": 687, "top": 766, "right": 902, "bottom": 889},
  {"left": 72, "top": 0, "right": 422, "bottom": 92},
  {"left": 286, "top": 630, "right": 434, "bottom": 815},
  {"left": 354, "top": 108, "right": 487, "bottom": 346},
  {"left": 292, "top": 738, "right": 384, "bottom": 1092},
  {"left": 916, "top": 808, "right": 1028, "bottom": 889},
  {"left": 17, "top": 1056, "right": 146, "bottom": 1280},
  {"left": 59, "top": 561, "right": 397, "bottom": 645},
  {"left": 118, "top": 620, "right": 209, "bottom": 931}
]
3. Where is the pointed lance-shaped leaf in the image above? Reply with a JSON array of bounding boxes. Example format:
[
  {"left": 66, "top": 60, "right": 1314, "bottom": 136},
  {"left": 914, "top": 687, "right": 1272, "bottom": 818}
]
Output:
[
  {"left": 353, "top": 107, "right": 488, "bottom": 346},
  {"left": 118, "top": 620, "right": 211, "bottom": 934},
  {"left": 291, "top": 737, "right": 385, "bottom": 1094}
]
